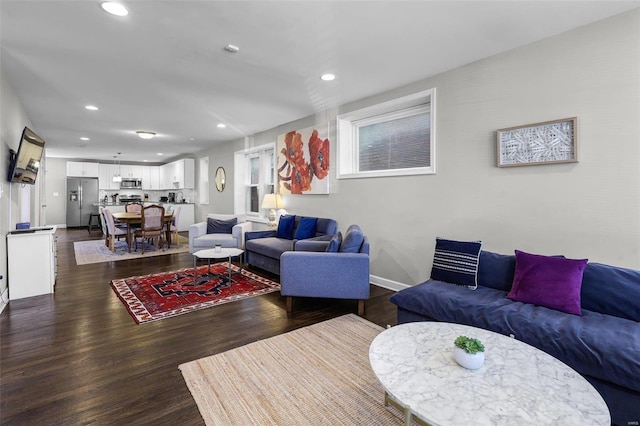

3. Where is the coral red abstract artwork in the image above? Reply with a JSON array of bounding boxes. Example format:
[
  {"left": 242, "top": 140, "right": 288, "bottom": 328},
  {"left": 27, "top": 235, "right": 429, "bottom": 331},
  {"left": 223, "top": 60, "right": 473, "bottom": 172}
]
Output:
[{"left": 277, "top": 124, "right": 330, "bottom": 195}]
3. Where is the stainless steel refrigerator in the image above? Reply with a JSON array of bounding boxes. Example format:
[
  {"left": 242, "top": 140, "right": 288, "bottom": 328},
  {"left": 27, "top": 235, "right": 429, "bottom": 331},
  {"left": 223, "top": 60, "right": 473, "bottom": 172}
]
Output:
[{"left": 66, "top": 178, "right": 99, "bottom": 227}]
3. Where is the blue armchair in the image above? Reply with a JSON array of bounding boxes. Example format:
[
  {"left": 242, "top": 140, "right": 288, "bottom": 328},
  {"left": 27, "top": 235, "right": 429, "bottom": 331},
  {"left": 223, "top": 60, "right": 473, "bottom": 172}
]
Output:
[{"left": 280, "top": 225, "right": 370, "bottom": 316}]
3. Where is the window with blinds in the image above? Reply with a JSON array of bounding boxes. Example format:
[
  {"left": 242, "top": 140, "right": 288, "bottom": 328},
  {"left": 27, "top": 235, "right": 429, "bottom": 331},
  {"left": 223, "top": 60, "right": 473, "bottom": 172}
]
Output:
[{"left": 337, "top": 88, "right": 435, "bottom": 179}]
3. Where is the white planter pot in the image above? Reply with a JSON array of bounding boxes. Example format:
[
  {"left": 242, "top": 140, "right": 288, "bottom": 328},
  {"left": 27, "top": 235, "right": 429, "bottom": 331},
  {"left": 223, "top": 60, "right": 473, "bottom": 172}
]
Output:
[{"left": 454, "top": 346, "right": 484, "bottom": 370}]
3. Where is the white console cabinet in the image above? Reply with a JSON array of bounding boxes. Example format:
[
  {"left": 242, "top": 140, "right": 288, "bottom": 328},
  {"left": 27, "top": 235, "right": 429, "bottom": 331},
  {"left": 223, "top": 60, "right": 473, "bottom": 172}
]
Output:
[{"left": 7, "top": 227, "right": 57, "bottom": 300}]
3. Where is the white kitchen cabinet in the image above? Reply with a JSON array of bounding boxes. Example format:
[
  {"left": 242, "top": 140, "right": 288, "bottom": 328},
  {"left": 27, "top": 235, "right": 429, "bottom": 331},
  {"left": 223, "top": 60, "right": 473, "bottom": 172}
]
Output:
[
  {"left": 142, "top": 166, "right": 160, "bottom": 189},
  {"left": 119, "top": 165, "right": 143, "bottom": 179},
  {"left": 98, "top": 164, "right": 120, "bottom": 189},
  {"left": 159, "top": 163, "right": 171, "bottom": 189},
  {"left": 67, "top": 161, "right": 99, "bottom": 177},
  {"left": 7, "top": 227, "right": 57, "bottom": 300},
  {"left": 162, "top": 159, "right": 195, "bottom": 189}
]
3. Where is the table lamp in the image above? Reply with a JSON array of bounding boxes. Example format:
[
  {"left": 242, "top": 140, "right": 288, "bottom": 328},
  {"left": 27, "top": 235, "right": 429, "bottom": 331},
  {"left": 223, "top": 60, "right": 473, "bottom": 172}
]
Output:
[{"left": 261, "top": 194, "right": 282, "bottom": 229}]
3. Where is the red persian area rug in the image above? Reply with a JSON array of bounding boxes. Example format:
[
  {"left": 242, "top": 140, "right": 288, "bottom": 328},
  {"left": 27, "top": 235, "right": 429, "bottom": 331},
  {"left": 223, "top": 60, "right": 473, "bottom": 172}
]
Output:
[{"left": 110, "top": 264, "right": 280, "bottom": 324}]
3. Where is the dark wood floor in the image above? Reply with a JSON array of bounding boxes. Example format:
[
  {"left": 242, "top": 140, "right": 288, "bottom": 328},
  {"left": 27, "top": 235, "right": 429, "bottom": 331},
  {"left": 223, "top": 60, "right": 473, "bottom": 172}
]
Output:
[{"left": 0, "top": 228, "right": 397, "bottom": 425}]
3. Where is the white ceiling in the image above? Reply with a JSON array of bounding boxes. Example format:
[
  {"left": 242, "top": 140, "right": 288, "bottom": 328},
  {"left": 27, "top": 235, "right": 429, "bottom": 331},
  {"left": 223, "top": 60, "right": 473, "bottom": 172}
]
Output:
[{"left": 1, "top": 1, "right": 638, "bottom": 163}]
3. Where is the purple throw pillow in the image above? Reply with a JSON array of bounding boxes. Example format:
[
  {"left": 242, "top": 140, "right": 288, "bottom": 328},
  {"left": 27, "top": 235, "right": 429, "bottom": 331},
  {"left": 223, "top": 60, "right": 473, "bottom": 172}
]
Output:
[{"left": 506, "top": 250, "right": 588, "bottom": 316}]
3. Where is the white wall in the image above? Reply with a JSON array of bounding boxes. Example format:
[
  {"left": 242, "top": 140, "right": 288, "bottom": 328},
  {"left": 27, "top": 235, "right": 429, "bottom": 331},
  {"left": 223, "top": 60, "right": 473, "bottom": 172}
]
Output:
[
  {"left": 0, "top": 69, "right": 36, "bottom": 311},
  {"left": 197, "top": 9, "right": 640, "bottom": 287}
]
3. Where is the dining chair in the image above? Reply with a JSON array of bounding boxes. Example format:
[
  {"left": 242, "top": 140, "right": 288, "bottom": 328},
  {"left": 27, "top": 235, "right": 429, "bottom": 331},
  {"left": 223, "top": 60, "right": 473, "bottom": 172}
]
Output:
[
  {"left": 102, "top": 208, "right": 127, "bottom": 252},
  {"left": 125, "top": 202, "right": 143, "bottom": 213},
  {"left": 134, "top": 204, "right": 165, "bottom": 254},
  {"left": 167, "top": 205, "right": 181, "bottom": 247}
]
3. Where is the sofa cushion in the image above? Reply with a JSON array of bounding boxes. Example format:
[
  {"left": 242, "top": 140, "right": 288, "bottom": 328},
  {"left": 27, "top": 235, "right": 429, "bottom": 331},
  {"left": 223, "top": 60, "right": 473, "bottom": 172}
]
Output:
[
  {"left": 276, "top": 215, "right": 296, "bottom": 239},
  {"left": 207, "top": 217, "right": 237, "bottom": 234},
  {"left": 326, "top": 231, "right": 342, "bottom": 253},
  {"left": 339, "top": 225, "right": 364, "bottom": 253},
  {"left": 477, "top": 251, "right": 516, "bottom": 291},
  {"left": 581, "top": 262, "right": 640, "bottom": 322},
  {"left": 389, "top": 280, "right": 640, "bottom": 393},
  {"left": 294, "top": 217, "right": 318, "bottom": 240},
  {"left": 431, "top": 237, "right": 482, "bottom": 289},
  {"left": 507, "top": 250, "right": 587, "bottom": 316},
  {"left": 193, "top": 233, "right": 237, "bottom": 248},
  {"left": 245, "top": 237, "right": 294, "bottom": 259}
]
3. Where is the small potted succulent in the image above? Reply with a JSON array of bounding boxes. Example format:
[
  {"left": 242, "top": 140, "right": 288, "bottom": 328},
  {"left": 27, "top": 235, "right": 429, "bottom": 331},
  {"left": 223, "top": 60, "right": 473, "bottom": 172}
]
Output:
[
  {"left": 453, "top": 335, "right": 485, "bottom": 370},
  {"left": 214, "top": 243, "right": 222, "bottom": 253}
]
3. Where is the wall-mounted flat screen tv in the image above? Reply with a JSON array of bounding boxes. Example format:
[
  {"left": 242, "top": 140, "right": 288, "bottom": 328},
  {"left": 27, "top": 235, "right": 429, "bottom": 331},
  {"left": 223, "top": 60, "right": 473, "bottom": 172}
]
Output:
[{"left": 8, "top": 127, "right": 45, "bottom": 185}]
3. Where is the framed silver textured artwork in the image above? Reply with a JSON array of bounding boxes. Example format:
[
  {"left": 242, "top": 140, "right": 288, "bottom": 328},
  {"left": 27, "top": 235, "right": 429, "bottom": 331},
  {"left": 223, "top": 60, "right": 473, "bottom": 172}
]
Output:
[{"left": 497, "top": 117, "right": 578, "bottom": 167}]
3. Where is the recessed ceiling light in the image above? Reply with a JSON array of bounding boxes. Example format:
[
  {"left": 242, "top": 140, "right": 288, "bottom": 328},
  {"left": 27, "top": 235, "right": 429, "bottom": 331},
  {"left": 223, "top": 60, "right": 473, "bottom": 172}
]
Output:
[
  {"left": 224, "top": 44, "right": 240, "bottom": 53},
  {"left": 101, "top": 2, "right": 129, "bottom": 16},
  {"left": 80, "top": 137, "right": 90, "bottom": 141},
  {"left": 85, "top": 105, "right": 99, "bottom": 111},
  {"left": 157, "top": 153, "right": 163, "bottom": 156},
  {"left": 320, "top": 73, "right": 336, "bottom": 81},
  {"left": 143, "top": 159, "right": 149, "bottom": 162},
  {"left": 136, "top": 131, "right": 156, "bottom": 139},
  {"left": 217, "top": 123, "right": 226, "bottom": 129}
]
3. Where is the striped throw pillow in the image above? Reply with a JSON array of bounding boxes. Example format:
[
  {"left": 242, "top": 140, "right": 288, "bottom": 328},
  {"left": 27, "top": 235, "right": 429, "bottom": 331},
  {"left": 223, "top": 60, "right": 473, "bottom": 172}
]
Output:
[{"left": 431, "top": 238, "right": 482, "bottom": 289}]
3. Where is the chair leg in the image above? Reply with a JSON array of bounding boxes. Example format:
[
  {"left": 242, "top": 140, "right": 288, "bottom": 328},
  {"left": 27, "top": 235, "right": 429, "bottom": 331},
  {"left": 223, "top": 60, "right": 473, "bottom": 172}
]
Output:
[
  {"left": 357, "top": 299, "right": 365, "bottom": 316},
  {"left": 286, "top": 296, "right": 293, "bottom": 316}
]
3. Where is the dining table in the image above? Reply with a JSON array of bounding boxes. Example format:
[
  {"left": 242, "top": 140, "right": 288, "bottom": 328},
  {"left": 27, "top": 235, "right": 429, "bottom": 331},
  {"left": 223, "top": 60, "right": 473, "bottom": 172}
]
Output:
[{"left": 112, "top": 211, "right": 175, "bottom": 252}]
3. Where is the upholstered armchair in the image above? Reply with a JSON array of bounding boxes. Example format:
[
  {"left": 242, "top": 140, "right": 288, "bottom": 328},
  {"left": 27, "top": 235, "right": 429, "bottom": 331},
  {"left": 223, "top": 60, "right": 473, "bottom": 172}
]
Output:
[
  {"left": 280, "top": 224, "right": 370, "bottom": 316},
  {"left": 188, "top": 213, "right": 253, "bottom": 253}
]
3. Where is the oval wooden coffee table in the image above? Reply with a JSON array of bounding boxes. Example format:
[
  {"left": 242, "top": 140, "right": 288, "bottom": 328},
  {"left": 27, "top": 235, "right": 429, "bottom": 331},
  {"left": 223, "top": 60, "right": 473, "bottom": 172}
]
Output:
[{"left": 369, "top": 322, "right": 610, "bottom": 426}]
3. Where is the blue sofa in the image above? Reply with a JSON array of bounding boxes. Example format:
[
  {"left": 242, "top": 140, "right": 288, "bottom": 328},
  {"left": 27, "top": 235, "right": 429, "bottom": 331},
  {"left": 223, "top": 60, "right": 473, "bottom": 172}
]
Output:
[
  {"left": 244, "top": 216, "right": 337, "bottom": 275},
  {"left": 390, "top": 250, "right": 640, "bottom": 426}
]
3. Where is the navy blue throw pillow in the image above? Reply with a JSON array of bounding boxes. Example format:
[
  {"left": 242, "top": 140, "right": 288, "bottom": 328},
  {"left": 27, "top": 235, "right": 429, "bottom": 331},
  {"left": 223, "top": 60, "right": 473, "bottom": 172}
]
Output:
[
  {"left": 294, "top": 217, "right": 318, "bottom": 240},
  {"left": 325, "top": 231, "right": 342, "bottom": 253},
  {"left": 276, "top": 215, "right": 296, "bottom": 239},
  {"left": 207, "top": 217, "right": 237, "bottom": 234},
  {"left": 431, "top": 237, "right": 482, "bottom": 289}
]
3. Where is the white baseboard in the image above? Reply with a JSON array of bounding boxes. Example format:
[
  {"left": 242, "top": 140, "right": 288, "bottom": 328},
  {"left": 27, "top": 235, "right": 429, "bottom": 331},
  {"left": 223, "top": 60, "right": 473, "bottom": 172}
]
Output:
[{"left": 370, "top": 274, "right": 411, "bottom": 292}]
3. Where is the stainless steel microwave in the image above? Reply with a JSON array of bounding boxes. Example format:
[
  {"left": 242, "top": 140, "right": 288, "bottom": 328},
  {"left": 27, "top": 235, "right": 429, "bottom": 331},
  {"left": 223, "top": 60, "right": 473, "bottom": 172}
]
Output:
[{"left": 120, "top": 178, "right": 142, "bottom": 189}]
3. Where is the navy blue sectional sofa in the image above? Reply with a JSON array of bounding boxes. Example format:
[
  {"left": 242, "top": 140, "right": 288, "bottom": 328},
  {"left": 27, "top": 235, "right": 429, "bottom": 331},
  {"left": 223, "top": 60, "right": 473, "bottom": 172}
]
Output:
[{"left": 390, "top": 250, "right": 640, "bottom": 426}]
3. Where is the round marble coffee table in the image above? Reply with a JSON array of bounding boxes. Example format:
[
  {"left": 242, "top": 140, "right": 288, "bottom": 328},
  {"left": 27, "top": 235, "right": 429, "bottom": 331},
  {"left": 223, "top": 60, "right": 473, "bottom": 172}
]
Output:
[
  {"left": 369, "top": 322, "right": 609, "bottom": 426},
  {"left": 193, "top": 248, "right": 244, "bottom": 284}
]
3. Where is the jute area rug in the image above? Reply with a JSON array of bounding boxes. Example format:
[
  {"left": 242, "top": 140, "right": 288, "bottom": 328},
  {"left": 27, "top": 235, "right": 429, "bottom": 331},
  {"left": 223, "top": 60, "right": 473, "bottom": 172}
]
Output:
[
  {"left": 74, "top": 235, "right": 189, "bottom": 265},
  {"left": 179, "top": 314, "right": 403, "bottom": 425}
]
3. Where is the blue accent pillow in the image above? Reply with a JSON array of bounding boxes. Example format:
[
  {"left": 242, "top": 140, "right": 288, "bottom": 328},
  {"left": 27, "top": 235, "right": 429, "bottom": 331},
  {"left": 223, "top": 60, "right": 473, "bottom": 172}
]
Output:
[
  {"left": 294, "top": 217, "right": 318, "bottom": 240},
  {"left": 325, "top": 231, "right": 342, "bottom": 253},
  {"left": 276, "top": 215, "right": 296, "bottom": 239},
  {"left": 581, "top": 262, "right": 640, "bottom": 322},
  {"left": 431, "top": 237, "right": 482, "bottom": 289},
  {"left": 477, "top": 251, "right": 516, "bottom": 292},
  {"left": 207, "top": 217, "right": 237, "bottom": 234},
  {"left": 339, "top": 224, "right": 364, "bottom": 253}
]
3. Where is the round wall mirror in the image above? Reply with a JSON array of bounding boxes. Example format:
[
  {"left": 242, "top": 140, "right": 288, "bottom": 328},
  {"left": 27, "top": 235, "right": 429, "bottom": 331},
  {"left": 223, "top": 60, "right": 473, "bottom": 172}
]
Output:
[{"left": 215, "top": 167, "right": 226, "bottom": 192}]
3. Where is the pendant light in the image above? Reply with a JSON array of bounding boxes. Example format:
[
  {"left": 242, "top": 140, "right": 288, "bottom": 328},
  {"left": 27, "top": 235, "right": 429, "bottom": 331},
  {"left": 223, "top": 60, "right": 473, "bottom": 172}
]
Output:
[{"left": 112, "top": 153, "right": 122, "bottom": 182}]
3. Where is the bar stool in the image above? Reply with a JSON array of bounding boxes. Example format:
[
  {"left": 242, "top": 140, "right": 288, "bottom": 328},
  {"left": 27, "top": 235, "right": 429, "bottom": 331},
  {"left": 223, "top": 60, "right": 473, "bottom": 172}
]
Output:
[{"left": 88, "top": 213, "right": 102, "bottom": 234}]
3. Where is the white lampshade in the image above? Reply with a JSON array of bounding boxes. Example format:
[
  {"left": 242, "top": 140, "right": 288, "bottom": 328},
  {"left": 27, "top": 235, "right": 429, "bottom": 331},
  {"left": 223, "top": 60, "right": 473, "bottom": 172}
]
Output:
[{"left": 261, "top": 193, "right": 282, "bottom": 210}]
